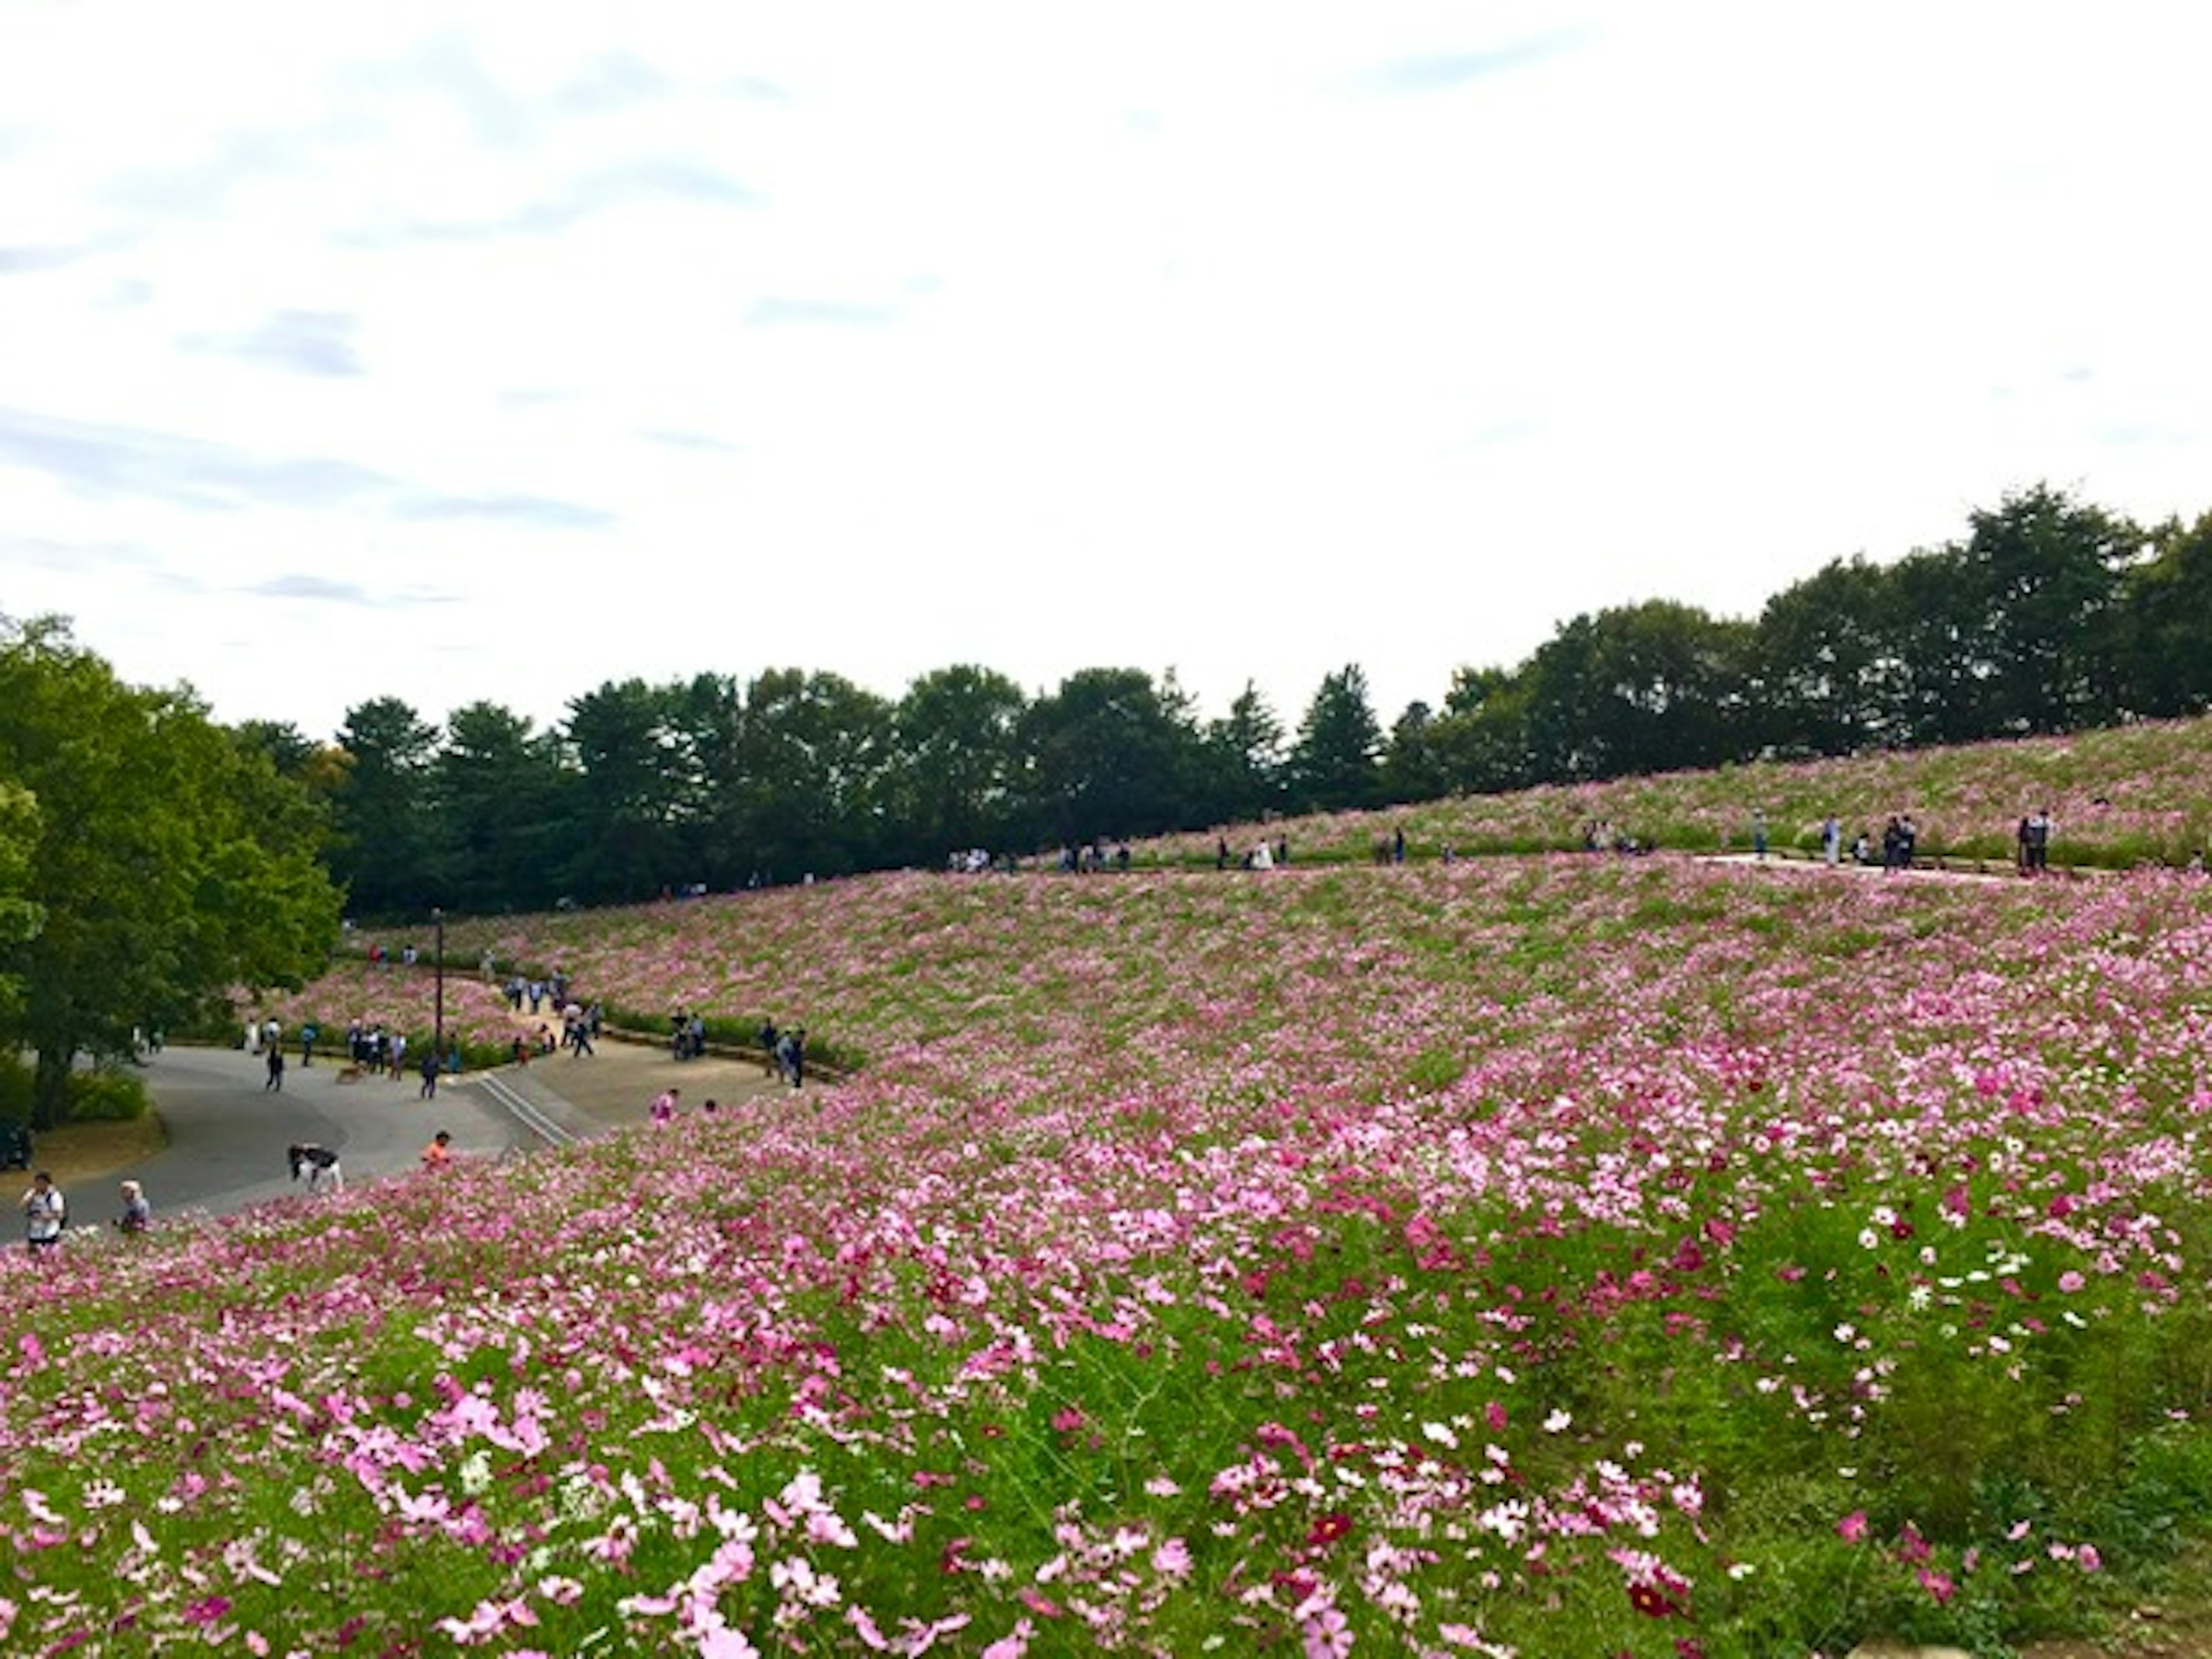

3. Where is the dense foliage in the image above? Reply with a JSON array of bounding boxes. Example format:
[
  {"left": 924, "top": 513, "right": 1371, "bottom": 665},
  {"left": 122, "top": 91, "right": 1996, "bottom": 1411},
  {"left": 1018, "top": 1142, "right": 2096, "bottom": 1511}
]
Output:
[
  {"left": 278, "top": 484, "right": 2212, "bottom": 918},
  {"left": 12, "top": 850, "right": 2210, "bottom": 1653},
  {"left": 0, "top": 616, "right": 343, "bottom": 1126}
]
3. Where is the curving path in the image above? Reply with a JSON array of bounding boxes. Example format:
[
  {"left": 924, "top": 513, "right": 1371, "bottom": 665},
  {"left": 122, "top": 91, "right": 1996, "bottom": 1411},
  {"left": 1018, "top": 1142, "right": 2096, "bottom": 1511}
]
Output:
[{"left": 88, "top": 1039, "right": 793, "bottom": 1224}]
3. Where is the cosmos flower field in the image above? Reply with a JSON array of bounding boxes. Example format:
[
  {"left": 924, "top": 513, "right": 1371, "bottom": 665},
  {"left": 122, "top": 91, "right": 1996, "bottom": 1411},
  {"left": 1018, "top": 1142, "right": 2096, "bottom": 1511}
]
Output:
[
  {"left": 7, "top": 852, "right": 2212, "bottom": 1654},
  {"left": 1151, "top": 715, "right": 2212, "bottom": 870}
]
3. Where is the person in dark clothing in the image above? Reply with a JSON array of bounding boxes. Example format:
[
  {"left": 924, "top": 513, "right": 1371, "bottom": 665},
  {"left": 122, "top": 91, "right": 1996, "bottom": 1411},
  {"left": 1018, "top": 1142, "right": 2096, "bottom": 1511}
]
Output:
[
  {"left": 264, "top": 1045, "right": 285, "bottom": 1092},
  {"left": 419, "top": 1047, "right": 441, "bottom": 1099}
]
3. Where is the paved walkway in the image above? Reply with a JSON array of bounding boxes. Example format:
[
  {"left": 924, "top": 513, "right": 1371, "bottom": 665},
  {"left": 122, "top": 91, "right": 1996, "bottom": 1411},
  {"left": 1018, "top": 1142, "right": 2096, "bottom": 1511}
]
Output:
[
  {"left": 474, "top": 1032, "right": 794, "bottom": 1135},
  {"left": 31, "top": 1033, "right": 808, "bottom": 1221}
]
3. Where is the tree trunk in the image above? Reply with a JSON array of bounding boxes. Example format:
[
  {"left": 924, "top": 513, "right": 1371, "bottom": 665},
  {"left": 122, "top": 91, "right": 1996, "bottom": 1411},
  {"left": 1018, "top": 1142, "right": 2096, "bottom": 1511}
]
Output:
[{"left": 30, "top": 1045, "right": 73, "bottom": 1132}]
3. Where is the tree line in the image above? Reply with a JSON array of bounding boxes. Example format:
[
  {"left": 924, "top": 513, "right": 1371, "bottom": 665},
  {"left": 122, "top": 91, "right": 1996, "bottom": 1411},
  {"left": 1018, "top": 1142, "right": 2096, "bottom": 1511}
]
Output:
[{"left": 266, "top": 483, "right": 2211, "bottom": 918}]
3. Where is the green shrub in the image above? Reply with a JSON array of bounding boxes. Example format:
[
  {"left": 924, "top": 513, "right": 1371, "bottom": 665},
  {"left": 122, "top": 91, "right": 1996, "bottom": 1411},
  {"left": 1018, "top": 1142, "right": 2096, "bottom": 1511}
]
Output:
[{"left": 0, "top": 1054, "right": 149, "bottom": 1122}]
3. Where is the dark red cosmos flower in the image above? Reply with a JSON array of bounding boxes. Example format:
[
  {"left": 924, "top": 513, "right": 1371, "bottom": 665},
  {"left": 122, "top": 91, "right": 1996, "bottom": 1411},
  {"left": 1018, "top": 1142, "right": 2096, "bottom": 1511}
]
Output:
[
  {"left": 1628, "top": 1581, "right": 1686, "bottom": 1618},
  {"left": 1307, "top": 1511, "right": 1353, "bottom": 1549}
]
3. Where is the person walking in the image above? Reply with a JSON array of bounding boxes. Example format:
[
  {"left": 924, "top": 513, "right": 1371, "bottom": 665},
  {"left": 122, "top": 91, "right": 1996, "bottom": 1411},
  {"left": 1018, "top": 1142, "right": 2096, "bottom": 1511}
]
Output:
[
  {"left": 22, "top": 1171, "right": 65, "bottom": 1253},
  {"left": 418, "top": 1047, "right": 441, "bottom": 1099},
  {"left": 1823, "top": 816, "right": 1842, "bottom": 866},
  {"left": 264, "top": 1043, "right": 286, "bottom": 1092}
]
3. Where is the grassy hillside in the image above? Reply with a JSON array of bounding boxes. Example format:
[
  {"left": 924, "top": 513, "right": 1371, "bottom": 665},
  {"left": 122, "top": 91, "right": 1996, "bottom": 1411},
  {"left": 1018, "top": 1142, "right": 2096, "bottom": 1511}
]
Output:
[
  {"left": 1152, "top": 715, "right": 2212, "bottom": 871},
  {"left": 13, "top": 842, "right": 2212, "bottom": 1653}
]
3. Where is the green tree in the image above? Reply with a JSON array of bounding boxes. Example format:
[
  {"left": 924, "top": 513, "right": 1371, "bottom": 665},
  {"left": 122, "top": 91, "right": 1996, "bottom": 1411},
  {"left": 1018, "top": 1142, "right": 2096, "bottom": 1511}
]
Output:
[
  {"left": 726, "top": 669, "right": 896, "bottom": 881},
  {"left": 1753, "top": 556, "right": 1903, "bottom": 756},
  {"left": 564, "top": 678, "right": 691, "bottom": 904},
  {"left": 1286, "top": 664, "right": 1384, "bottom": 813},
  {"left": 1381, "top": 700, "right": 1448, "bottom": 805},
  {"left": 330, "top": 697, "right": 441, "bottom": 919},
  {"left": 0, "top": 615, "right": 340, "bottom": 1127},
  {"left": 430, "top": 702, "right": 571, "bottom": 913},
  {"left": 1957, "top": 483, "right": 2136, "bottom": 736},
  {"left": 889, "top": 665, "right": 1028, "bottom": 861},
  {"left": 234, "top": 718, "right": 318, "bottom": 778},
  {"left": 1521, "top": 603, "right": 1749, "bottom": 781},
  {"left": 1018, "top": 668, "right": 1203, "bottom": 846},
  {"left": 1429, "top": 665, "right": 1534, "bottom": 796},
  {"left": 1884, "top": 545, "right": 1988, "bottom": 748},
  {"left": 2114, "top": 510, "right": 2212, "bottom": 717},
  {"left": 0, "top": 782, "right": 43, "bottom": 1022},
  {"left": 1196, "top": 681, "right": 1286, "bottom": 827}
]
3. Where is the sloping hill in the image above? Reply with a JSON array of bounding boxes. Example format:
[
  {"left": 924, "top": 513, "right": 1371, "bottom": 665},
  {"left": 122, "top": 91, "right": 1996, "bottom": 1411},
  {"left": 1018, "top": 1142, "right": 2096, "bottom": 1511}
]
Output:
[{"left": 15, "top": 836, "right": 2200, "bottom": 1652}]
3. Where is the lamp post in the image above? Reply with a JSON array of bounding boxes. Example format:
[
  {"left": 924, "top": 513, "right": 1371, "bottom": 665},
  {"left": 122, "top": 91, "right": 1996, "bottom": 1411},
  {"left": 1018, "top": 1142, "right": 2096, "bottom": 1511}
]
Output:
[{"left": 432, "top": 907, "right": 445, "bottom": 1070}]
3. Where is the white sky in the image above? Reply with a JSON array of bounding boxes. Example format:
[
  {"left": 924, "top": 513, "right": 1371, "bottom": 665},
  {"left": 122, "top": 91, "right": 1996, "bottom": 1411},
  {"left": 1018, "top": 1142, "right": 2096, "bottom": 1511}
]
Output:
[{"left": 3, "top": 2, "right": 2209, "bottom": 743}]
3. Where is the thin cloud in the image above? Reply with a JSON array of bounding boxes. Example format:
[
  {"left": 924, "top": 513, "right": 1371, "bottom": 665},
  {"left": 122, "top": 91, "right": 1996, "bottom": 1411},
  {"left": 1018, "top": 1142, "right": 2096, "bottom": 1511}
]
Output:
[
  {"left": 498, "top": 387, "right": 573, "bottom": 410},
  {"left": 248, "top": 573, "right": 378, "bottom": 604},
  {"left": 637, "top": 428, "right": 743, "bottom": 453},
  {"left": 358, "top": 157, "right": 757, "bottom": 244},
  {"left": 0, "top": 245, "right": 88, "bottom": 275},
  {"left": 395, "top": 493, "right": 615, "bottom": 530},
  {"left": 747, "top": 297, "right": 896, "bottom": 328},
  {"left": 0, "top": 408, "right": 607, "bottom": 528},
  {"left": 98, "top": 129, "right": 304, "bottom": 217},
  {"left": 188, "top": 310, "right": 365, "bottom": 377},
  {"left": 0, "top": 534, "right": 161, "bottom": 575},
  {"left": 1346, "top": 31, "right": 1590, "bottom": 96},
  {"left": 717, "top": 74, "right": 790, "bottom": 103},
  {"left": 0, "top": 406, "right": 390, "bottom": 510},
  {"left": 553, "top": 51, "right": 674, "bottom": 115},
  {"left": 333, "top": 35, "right": 530, "bottom": 149}
]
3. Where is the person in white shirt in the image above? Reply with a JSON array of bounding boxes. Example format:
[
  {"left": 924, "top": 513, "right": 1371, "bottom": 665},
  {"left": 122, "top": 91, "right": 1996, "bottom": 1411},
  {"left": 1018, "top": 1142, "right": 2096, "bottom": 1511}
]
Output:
[{"left": 21, "top": 1171, "right": 64, "bottom": 1252}]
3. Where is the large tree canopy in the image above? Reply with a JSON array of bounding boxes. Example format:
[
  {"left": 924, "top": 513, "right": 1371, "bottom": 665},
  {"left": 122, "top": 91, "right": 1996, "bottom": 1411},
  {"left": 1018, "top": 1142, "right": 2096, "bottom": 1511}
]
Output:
[{"left": 0, "top": 616, "right": 342, "bottom": 1127}]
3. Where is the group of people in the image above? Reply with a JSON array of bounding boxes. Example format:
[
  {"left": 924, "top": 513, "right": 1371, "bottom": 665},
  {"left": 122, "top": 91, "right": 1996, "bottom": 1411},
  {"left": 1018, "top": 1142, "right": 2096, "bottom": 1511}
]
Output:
[
  {"left": 20, "top": 1170, "right": 149, "bottom": 1252},
  {"left": 1059, "top": 841, "right": 1133, "bottom": 873},
  {"left": 669, "top": 1010, "right": 709, "bottom": 1060},
  {"left": 758, "top": 1018, "right": 808, "bottom": 1088},
  {"left": 503, "top": 973, "right": 571, "bottom": 1016},
  {"left": 1580, "top": 821, "right": 1652, "bottom": 855},
  {"left": 1218, "top": 835, "right": 1291, "bottom": 870},
  {"left": 247, "top": 1015, "right": 448, "bottom": 1096}
]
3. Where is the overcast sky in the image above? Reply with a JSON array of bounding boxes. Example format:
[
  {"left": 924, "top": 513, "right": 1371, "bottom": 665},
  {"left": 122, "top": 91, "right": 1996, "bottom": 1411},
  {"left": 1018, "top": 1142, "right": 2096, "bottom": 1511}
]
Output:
[{"left": 4, "top": 2, "right": 2208, "bottom": 744}]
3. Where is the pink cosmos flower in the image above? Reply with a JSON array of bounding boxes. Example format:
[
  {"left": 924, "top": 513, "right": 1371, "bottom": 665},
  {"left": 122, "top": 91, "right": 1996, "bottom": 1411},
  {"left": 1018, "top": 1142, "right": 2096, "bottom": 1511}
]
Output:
[{"left": 1836, "top": 1510, "right": 1868, "bottom": 1544}]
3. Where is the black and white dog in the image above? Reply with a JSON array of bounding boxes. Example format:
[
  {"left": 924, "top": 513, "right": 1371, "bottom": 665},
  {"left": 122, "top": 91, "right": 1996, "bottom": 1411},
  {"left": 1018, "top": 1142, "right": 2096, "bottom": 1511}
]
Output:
[{"left": 287, "top": 1142, "right": 343, "bottom": 1194}]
